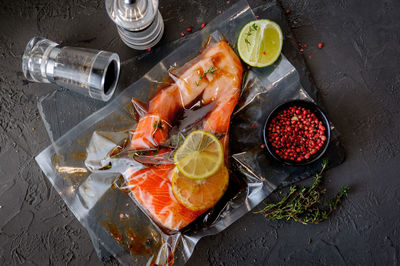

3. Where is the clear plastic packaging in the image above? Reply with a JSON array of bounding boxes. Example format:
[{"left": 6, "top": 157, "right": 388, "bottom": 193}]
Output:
[{"left": 36, "top": 0, "right": 344, "bottom": 265}]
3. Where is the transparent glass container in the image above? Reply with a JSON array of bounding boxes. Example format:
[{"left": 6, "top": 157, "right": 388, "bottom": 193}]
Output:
[
  {"left": 105, "top": 0, "right": 164, "bottom": 50},
  {"left": 22, "top": 36, "right": 120, "bottom": 102}
]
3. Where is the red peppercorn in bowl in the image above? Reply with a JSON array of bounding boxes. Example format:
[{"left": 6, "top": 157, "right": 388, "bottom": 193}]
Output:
[{"left": 263, "top": 100, "right": 331, "bottom": 166}]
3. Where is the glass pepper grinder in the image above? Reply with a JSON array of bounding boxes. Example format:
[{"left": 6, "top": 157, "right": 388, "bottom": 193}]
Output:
[
  {"left": 22, "top": 36, "right": 120, "bottom": 102},
  {"left": 105, "top": 0, "right": 164, "bottom": 50}
]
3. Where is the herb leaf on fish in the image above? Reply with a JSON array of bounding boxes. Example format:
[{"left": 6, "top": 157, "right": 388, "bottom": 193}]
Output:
[
  {"left": 153, "top": 120, "right": 163, "bottom": 130},
  {"left": 196, "top": 66, "right": 217, "bottom": 86},
  {"left": 199, "top": 66, "right": 217, "bottom": 80}
]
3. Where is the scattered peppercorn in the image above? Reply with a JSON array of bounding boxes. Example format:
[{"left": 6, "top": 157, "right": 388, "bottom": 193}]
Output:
[
  {"left": 180, "top": 32, "right": 185, "bottom": 37},
  {"left": 218, "top": 10, "right": 222, "bottom": 14},
  {"left": 318, "top": 42, "right": 324, "bottom": 49},
  {"left": 187, "top": 27, "right": 192, "bottom": 32},
  {"left": 299, "top": 48, "right": 304, "bottom": 52},
  {"left": 267, "top": 106, "right": 327, "bottom": 162},
  {"left": 286, "top": 9, "right": 291, "bottom": 14}
]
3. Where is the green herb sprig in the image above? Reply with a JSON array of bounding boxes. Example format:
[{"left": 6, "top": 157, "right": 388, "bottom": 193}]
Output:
[
  {"left": 245, "top": 23, "right": 259, "bottom": 46},
  {"left": 200, "top": 66, "right": 216, "bottom": 79},
  {"left": 153, "top": 120, "right": 163, "bottom": 130},
  {"left": 255, "top": 160, "right": 350, "bottom": 224},
  {"left": 196, "top": 66, "right": 217, "bottom": 86}
]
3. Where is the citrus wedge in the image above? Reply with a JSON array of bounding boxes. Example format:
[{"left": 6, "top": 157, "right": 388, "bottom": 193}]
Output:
[
  {"left": 171, "top": 166, "right": 229, "bottom": 211},
  {"left": 174, "top": 130, "right": 224, "bottom": 180},
  {"left": 237, "top": 19, "right": 283, "bottom": 67}
]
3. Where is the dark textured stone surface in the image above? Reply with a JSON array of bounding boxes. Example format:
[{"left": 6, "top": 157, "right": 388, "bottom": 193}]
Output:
[{"left": 0, "top": 0, "right": 399, "bottom": 265}]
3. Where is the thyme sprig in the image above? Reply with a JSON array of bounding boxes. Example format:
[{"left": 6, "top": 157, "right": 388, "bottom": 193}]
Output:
[
  {"left": 245, "top": 23, "right": 259, "bottom": 46},
  {"left": 196, "top": 66, "right": 217, "bottom": 86},
  {"left": 255, "top": 159, "right": 350, "bottom": 224},
  {"left": 200, "top": 66, "right": 217, "bottom": 79},
  {"left": 153, "top": 120, "right": 163, "bottom": 130}
]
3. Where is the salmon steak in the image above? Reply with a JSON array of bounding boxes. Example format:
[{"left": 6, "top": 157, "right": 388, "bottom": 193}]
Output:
[{"left": 125, "top": 39, "right": 243, "bottom": 231}]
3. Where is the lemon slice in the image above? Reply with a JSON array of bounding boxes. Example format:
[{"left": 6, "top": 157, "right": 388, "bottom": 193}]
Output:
[
  {"left": 237, "top": 19, "right": 283, "bottom": 67},
  {"left": 174, "top": 130, "right": 223, "bottom": 180},
  {"left": 171, "top": 166, "right": 229, "bottom": 211}
]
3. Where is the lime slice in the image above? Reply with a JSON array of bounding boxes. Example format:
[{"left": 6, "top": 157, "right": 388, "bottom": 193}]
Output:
[
  {"left": 174, "top": 130, "right": 223, "bottom": 180},
  {"left": 237, "top": 19, "right": 283, "bottom": 67},
  {"left": 172, "top": 166, "right": 229, "bottom": 211}
]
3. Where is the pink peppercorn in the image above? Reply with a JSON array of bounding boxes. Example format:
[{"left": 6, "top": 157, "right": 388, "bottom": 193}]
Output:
[{"left": 267, "top": 106, "right": 327, "bottom": 162}]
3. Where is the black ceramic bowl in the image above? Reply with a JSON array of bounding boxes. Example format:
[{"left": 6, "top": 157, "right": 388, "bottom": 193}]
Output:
[{"left": 263, "top": 100, "right": 331, "bottom": 166}]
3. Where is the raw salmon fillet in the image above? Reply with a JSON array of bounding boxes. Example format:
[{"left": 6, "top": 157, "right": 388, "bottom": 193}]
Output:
[
  {"left": 126, "top": 39, "right": 243, "bottom": 230},
  {"left": 125, "top": 165, "right": 203, "bottom": 230}
]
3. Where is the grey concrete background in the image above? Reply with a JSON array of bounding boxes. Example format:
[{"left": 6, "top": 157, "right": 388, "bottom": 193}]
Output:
[{"left": 0, "top": 0, "right": 399, "bottom": 265}]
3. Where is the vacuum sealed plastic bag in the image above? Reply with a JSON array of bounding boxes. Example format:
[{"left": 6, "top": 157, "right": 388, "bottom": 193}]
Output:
[{"left": 36, "top": 0, "right": 344, "bottom": 265}]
